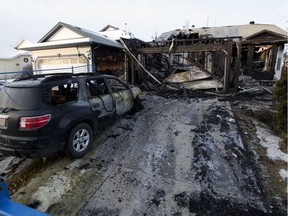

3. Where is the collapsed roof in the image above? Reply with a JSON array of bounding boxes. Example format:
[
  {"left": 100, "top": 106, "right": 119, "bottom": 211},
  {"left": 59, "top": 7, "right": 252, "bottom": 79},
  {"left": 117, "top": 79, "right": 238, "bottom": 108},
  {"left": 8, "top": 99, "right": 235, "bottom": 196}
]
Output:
[{"left": 156, "top": 23, "right": 287, "bottom": 42}]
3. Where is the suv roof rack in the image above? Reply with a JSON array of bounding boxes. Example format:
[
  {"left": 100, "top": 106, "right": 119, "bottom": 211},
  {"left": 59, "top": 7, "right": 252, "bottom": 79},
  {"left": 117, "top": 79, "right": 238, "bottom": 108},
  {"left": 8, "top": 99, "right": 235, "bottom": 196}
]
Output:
[
  {"left": 14, "top": 73, "right": 74, "bottom": 82},
  {"left": 41, "top": 73, "right": 101, "bottom": 83},
  {"left": 14, "top": 73, "right": 45, "bottom": 81},
  {"left": 14, "top": 72, "right": 97, "bottom": 82}
]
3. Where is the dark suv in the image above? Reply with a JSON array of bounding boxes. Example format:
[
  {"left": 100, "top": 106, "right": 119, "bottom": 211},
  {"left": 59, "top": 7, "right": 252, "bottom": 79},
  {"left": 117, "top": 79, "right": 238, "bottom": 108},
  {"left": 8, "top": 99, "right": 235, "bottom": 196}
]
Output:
[{"left": 0, "top": 73, "right": 141, "bottom": 158}]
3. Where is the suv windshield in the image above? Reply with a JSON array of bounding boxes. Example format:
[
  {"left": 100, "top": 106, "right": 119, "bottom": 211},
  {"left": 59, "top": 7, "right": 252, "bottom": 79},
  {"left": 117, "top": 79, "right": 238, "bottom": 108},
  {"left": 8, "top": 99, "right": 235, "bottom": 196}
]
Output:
[{"left": 0, "top": 87, "right": 41, "bottom": 110}]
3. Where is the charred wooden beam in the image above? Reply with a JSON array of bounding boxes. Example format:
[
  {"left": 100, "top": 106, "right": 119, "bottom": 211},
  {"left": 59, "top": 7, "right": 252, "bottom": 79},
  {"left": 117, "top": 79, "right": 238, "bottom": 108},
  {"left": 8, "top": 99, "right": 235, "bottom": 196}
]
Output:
[
  {"left": 233, "top": 39, "right": 242, "bottom": 91},
  {"left": 223, "top": 50, "right": 230, "bottom": 93},
  {"left": 120, "top": 38, "right": 163, "bottom": 86},
  {"left": 270, "top": 44, "right": 278, "bottom": 73},
  {"left": 138, "top": 37, "right": 236, "bottom": 54},
  {"left": 138, "top": 44, "right": 231, "bottom": 54},
  {"left": 246, "top": 45, "right": 254, "bottom": 76}
]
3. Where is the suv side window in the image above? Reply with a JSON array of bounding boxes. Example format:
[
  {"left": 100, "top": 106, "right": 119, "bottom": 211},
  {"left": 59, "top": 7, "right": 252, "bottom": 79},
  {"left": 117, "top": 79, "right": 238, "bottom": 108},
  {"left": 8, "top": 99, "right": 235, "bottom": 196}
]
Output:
[
  {"left": 105, "top": 77, "right": 128, "bottom": 93},
  {"left": 46, "top": 82, "right": 78, "bottom": 105},
  {"left": 86, "top": 78, "right": 109, "bottom": 97}
]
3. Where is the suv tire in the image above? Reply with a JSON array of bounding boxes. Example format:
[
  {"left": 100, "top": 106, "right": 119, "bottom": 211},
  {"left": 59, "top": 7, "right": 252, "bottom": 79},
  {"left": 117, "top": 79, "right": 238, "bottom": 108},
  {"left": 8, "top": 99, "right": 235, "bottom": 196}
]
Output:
[{"left": 66, "top": 123, "right": 93, "bottom": 158}]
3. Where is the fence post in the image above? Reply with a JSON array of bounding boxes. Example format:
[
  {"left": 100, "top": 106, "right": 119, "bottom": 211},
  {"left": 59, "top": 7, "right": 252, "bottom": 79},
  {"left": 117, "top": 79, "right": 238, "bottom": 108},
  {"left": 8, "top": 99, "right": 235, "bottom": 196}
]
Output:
[{"left": 72, "top": 66, "right": 74, "bottom": 74}]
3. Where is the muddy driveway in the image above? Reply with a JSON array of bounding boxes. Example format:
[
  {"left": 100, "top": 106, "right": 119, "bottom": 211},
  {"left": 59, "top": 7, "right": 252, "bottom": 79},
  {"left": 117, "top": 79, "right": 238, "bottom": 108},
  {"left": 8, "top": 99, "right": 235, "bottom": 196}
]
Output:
[{"left": 1, "top": 92, "right": 287, "bottom": 215}]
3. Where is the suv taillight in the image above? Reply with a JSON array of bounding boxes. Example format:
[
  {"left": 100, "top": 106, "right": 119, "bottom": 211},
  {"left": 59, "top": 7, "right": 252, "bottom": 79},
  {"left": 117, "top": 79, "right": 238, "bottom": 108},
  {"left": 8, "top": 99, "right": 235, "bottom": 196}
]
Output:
[{"left": 19, "top": 114, "right": 51, "bottom": 129}]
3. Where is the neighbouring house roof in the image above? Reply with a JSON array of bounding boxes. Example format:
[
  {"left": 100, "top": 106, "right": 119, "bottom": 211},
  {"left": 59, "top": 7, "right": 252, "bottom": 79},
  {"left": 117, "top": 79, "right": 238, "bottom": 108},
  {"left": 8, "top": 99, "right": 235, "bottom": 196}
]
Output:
[
  {"left": 0, "top": 52, "right": 31, "bottom": 60},
  {"left": 156, "top": 23, "right": 288, "bottom": 42},
  {"left": 99, "top": 24, "right": 120, "bottom": 32},
  {"left": 99, "top": 24, "right": 132, "bottom": 40},
  {"left": 16, "top": 22, "right": 123, "bottom": 51}
]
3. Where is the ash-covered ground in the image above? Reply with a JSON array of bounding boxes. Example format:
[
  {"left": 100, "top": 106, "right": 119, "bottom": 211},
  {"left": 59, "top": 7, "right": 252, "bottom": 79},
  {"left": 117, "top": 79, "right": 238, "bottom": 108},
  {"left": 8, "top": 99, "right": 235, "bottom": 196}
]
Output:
[{"left": 0, "top": 91, "right": 287, "bottom": 216}]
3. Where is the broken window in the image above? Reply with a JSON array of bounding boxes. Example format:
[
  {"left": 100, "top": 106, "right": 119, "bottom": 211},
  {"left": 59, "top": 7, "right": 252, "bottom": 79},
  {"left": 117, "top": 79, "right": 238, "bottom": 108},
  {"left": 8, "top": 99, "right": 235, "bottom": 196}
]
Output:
[
  {"left": 253, "top": 45, "right": 272, "bottom": 72},
  {"left": 86, "top": 78, "right": 109, "bottom": 97},
  {"left": 46, "top": 82, "right": 78, "bottom": 105},
  {"left": 105, "top": 77, "right": 129, "bottom": 93}
]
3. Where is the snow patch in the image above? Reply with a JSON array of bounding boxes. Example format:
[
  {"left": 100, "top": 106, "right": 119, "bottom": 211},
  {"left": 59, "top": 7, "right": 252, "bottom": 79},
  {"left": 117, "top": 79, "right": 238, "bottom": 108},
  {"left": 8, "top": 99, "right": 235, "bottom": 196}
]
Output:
[
  {"left": 256, "top": 125, "right": 288, "bottom": 162},
  {"left": 279, "top": 169, "right": 288, "bottom": 193},
  {"left": 32, "top": 172, "right": 72, "bottom": 212},
  {"left": 32, "top": 160, "right": 85, "bottom": 212},
  {"left": 279, "top": 169, "right": 287, "bottom": 180},
  {"left": 0, "top": 157, "right": 24, "bottom": 174},
  {"left": 0, "top": 157, "right": 16, "bottom": 173}
]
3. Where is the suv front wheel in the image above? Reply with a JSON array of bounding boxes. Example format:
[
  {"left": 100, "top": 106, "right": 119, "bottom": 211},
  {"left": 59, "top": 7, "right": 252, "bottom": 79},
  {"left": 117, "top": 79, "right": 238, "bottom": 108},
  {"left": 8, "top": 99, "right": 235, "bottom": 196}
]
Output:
[{"left": 66, "top": 123, "right": 93, "bottom": 158}]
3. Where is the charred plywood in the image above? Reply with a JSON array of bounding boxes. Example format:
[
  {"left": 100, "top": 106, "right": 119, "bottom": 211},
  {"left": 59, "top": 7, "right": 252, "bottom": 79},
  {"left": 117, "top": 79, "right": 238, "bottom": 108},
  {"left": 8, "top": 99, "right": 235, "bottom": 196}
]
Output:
[{"left": 94, "top": 47, "right": 125, "bottom": 77}]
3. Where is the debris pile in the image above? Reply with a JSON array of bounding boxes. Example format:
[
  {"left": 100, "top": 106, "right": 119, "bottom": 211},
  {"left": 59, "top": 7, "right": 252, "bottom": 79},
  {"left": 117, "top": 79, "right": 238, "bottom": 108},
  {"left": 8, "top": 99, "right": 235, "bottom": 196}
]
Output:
[{"left": 120, "top": 38, "right": 226, "bottom": 92}]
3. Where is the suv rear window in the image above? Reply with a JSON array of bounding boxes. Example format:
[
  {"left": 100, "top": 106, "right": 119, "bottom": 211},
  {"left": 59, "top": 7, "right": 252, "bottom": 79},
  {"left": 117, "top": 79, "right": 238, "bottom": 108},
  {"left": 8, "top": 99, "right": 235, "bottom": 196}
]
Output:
[{"left": 0, "top": 87, "right": 41, "bottom": 110}]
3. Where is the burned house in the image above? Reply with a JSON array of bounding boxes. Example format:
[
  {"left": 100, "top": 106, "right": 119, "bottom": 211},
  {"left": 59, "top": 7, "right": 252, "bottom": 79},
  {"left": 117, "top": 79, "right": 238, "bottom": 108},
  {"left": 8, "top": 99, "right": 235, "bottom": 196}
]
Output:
[
  {"left": 13, "top": 22, "right": 287, "bottom": 92},
  {"left": 15, "top": 22, "right": 127, "bottom": 78},
  {"left": 134, "top": 22, "right": 287, "bottom": 92}
]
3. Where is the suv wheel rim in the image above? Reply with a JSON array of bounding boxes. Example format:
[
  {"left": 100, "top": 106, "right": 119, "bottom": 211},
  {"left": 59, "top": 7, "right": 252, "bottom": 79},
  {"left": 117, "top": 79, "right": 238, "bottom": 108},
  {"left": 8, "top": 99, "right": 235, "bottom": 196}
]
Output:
[{"left": 72, "top": 129, "right": 90, "bottom": 152}]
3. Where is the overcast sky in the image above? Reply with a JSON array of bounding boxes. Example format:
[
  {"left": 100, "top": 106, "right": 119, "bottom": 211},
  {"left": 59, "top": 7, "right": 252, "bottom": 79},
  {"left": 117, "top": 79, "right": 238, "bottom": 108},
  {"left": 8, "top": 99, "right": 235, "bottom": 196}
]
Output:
[{"left": 0, "top": 0, "right": 287, "bottom": 57}]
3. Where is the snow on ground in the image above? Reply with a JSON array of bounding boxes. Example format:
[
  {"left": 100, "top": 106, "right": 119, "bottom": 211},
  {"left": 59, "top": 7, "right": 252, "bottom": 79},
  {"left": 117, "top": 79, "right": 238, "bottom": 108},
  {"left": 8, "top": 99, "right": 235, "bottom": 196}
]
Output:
[
  {"left": 31, "top": 159, "right": 86, "bottom": 212},
  {"left": 279, "top": 169, "right": 288, "bottom": 193},
  {"left": 256, "top": 124, "right": 287, "bottom": 162},
  {"left": 279, "top": 169, "right": 287, "bottom": 180},
  {"left": 0, "top": 156, "right": 17, "bottom": 174},
  {"left": 255, "top": 124, "right": 288, "bottom": 181},
  {"left": 0, "top": 156, "right": 28, "bottom": 176}
]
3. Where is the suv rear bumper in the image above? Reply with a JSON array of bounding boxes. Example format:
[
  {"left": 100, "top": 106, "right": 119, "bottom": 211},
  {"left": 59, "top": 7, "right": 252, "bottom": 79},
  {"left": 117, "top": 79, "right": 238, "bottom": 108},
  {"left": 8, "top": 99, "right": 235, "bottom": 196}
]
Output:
[{"left": 0, "top": 135, "right": 64, "bottom": 158}]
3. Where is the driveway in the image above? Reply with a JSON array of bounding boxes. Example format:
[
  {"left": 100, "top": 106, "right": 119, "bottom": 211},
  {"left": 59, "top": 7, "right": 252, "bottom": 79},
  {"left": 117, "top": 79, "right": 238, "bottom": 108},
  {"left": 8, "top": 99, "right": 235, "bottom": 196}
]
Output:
[{"left": 1, "top": 92, "right": 287, "bottom": 215}]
